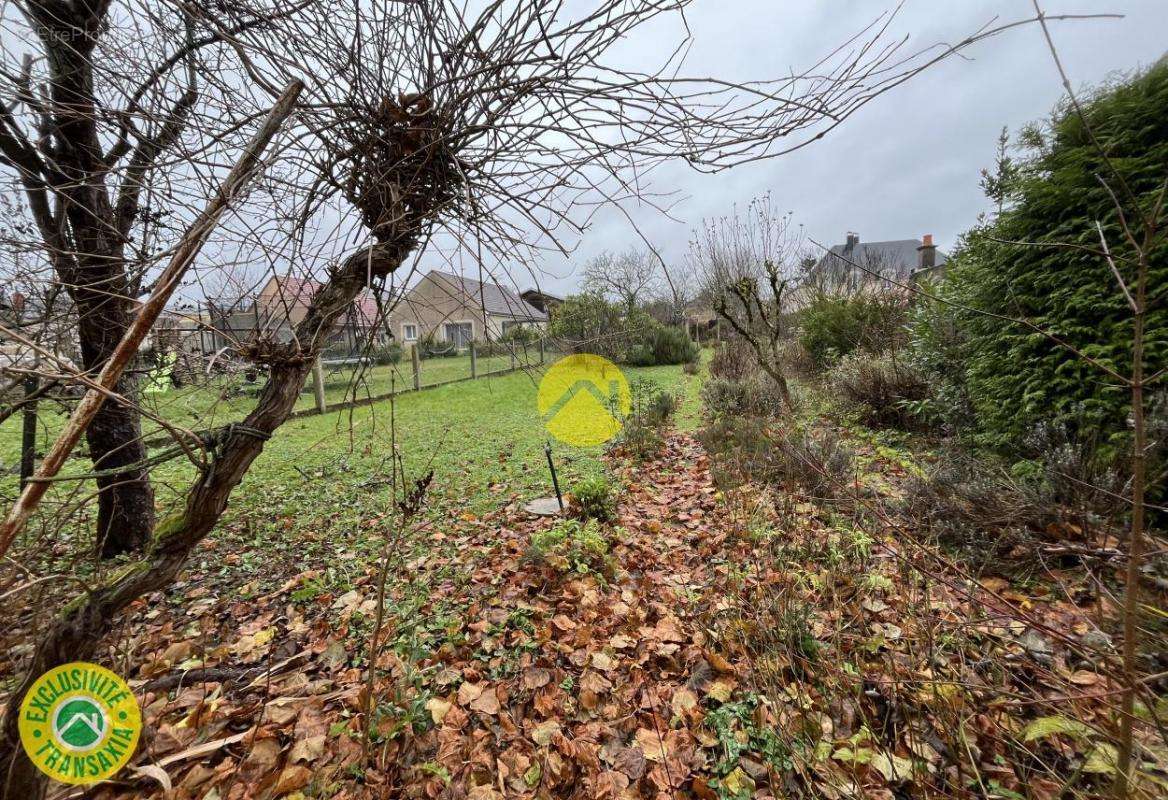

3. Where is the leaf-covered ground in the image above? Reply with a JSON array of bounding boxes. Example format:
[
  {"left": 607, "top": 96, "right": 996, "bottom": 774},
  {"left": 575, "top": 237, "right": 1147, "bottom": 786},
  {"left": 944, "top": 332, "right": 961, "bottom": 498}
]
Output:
[{"left": 36, "top": 424, "right": 1163, "bottom": 799}]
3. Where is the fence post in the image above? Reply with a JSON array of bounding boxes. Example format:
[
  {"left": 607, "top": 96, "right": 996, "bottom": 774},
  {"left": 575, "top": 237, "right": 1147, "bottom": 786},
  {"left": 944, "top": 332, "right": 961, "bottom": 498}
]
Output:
[
  {"left": 411, "top": 343, "right": 421, "bottom": 390},
  {"left": 312, "top": 355, "right": 326, "bottom": 414},
  {"left": 470, "top": 341, "right": 478, "bottom": 379},
  {"left": 19, "top": 377, "right": 38, "bottom": 489},
  {"left": 539, "top": 337, "right": 545, "bottom": 365},
  {"left": 510, "top": 344, "right": 517, "bottom": 371}
]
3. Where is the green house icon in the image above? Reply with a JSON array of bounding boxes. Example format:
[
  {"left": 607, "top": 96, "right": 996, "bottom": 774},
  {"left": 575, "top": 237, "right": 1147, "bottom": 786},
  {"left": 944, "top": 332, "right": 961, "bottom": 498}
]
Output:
[{"left": 53, "top": 698, "right": 105, "bottom": 750}]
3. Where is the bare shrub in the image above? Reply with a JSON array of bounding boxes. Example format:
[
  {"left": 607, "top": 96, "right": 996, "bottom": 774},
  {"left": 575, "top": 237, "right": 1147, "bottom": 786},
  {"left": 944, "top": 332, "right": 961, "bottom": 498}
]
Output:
[
  {"left": 702, "top": 376, "right": 790, "bottom": 420},
  {"left": 825, "top": 351, "right": 929, "bottom": 429},
  {"left": 612, "top": 380, "right": 678, "bottom": 462},
  {"left": 709, "top": 339, "right": 759, "bottom": 381},
  {"left": 775, "top": 337, "right": 816, "bottom": 380},
  {"left": 698, "top": 418, "right": 854, "bottom": 498},
  {"left": 901, "top": 448, "right": 1057, "bottom": 570},
  {"left": 1018, "top": 418, "right": 1127, "bottom": 520}
]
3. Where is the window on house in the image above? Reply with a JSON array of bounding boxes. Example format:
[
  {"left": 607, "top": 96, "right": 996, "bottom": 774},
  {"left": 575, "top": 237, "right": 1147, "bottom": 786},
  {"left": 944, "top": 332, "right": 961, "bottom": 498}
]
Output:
[
  {"left": 402, "top": 324, "right": 418, "bottom": 341},
  {"left": 444, "top": 322, "right": 473, "bottom": 347},
  {"left": 501, "top": 320, "right": 522, "bottom": 335}
]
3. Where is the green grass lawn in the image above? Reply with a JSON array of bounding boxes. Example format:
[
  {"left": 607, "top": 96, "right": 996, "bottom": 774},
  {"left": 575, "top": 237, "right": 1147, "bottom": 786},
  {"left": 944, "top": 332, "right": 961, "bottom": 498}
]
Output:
[
  {"left": 0, "top": 350, "right": 544, "bottom": 466},
  {"left": 1, "top": 352, "right": 708, "bottom": 587}
]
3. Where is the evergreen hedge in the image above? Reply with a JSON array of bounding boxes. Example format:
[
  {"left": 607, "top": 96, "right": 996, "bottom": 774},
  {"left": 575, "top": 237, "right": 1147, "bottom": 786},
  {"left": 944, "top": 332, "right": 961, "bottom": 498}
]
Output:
[{"left": 930, "top": 62, "right": 1168, "bottom": 455}]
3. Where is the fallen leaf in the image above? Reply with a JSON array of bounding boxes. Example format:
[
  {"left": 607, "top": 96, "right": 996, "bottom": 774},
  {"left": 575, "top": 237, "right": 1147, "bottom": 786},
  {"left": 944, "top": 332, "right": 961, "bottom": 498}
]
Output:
[
  {"left": 531, "top": 720, "right": 560, "bottom": 747},
  {"left": 289, "top": 735, "right": 326, "bottom": 764},
  {"left": 721, "top": 766, "right": 755, "bottom": 796},
  {"left": 130, "top": 764, "right": 172, "bottom": 791},
  {"left": 458, "top": 682, "right": 484, "bottom": 706},
  {"left": 1023, "top": 715, "right": 1092, "bottom": 742},
  {"left": 706, "top": 678, "right": 734, "bottom": 703},
  {"left": 871, "top": 751, "right": 914, "bottom": 782},
  {"left": 634, "top": 728, "right": 671, "bottom": 762},
  {"left": 1068, "top": 670, "right": 1101, "bottom": 686},
  {"left": 274, "top": 764, "right": 313, "bottom": 795},
  {"left": 470, "top": 686, "right": 500, "bottom": 715},
  {"left": 670, "top": 687, "right": 698, "bottom": 717},
  {"left": 426, "top": 696, "right": 453, "bottom": 724},
  {"left": 522, "top": 667, "right": 551, "bottom": 690}
]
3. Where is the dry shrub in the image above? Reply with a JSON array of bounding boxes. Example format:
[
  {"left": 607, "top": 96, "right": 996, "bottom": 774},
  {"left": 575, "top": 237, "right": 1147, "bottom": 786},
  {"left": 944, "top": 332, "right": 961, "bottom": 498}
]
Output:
[
  {"left": 901, "top": 448, "right": 1057, "bottom": 570},
  {"left": 774, "top": 337, "right": 816, "bottom": 379},
  {"left": 612, "top": 380, "right": 677, "bottom": 461},
  {"left": 1018, "top": 419, "right": 1126, "bottom": 519},
  {"left": 826, "top": 351, "right": 929, "bottom": 429},
  {"left": 708, "top": 338, "right": 758, "bottom": 381},
  {"left": 702, "top": 375, "right": 789, "bottom": 420},
  {"left": 697, "top": 417, "right": 854, "bottom": 498}
]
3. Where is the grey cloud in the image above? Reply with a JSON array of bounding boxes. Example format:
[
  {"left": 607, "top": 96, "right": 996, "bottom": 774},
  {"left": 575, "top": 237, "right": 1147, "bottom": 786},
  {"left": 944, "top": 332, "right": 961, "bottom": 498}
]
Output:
[{"left": 477, "top": 1, "right": 1166, "bottom": 296}]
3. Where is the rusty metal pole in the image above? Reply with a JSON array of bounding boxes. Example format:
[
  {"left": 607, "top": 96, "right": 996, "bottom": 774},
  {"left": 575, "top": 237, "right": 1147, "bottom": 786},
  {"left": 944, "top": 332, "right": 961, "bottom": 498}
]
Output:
[{"left": 544, "top": 440, "right": 563, "bottom": 511}]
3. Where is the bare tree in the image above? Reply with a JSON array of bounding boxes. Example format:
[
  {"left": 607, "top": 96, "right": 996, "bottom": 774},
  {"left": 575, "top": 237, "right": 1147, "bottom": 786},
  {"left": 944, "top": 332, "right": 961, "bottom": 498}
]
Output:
[
  {"left": 582, "top": 249, "right": 661, "bottom": 311},
  {"left": 0, "top": 1, "right": 1085, "bottom": 794},
  {"left": 689, "top": 194, "right": 808, "bottom": 407},
  {"left": 0, "top": 0, "right": 313, "bottom": 556}
]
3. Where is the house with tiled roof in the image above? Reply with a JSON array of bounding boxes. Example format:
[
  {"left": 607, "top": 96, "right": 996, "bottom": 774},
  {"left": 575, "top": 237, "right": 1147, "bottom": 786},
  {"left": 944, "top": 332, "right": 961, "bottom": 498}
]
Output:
[
  {"left": 256, "top": 274, "right": 382, "bottom": 330},
  {"left": 814, "top": 232, "right": 947, "bottom": 288},
  {"left": 196, "top": 274, "right": 390, "bottom": 357},
  {"left": 388, "top": 270, "right": 547, "bottom": 348}
]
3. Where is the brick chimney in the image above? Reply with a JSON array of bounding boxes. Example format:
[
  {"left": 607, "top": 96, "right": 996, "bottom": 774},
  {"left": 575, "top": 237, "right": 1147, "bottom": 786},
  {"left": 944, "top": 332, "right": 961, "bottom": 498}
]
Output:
[
  {"left": 917, "top": 234, "right": 936, "bottom": 270},
  {"left": 845, "top": 232, "right": 859, "bottom": 250}
]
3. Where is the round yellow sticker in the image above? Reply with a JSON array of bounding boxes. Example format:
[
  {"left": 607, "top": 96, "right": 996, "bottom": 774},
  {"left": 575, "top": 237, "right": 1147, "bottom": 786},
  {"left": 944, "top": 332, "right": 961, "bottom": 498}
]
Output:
[
  {"left": 19, "top": 662, "right": 141, "bottom": 785},
  {"left": 538, "top": 354, "right": 631, "bottom": 446}
]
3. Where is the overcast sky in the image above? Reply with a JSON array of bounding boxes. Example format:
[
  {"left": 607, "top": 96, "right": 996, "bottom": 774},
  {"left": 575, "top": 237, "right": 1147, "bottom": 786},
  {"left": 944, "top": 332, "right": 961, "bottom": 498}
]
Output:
[{"left": 472, "top": 0, "right": 1166, "bottom": 297}]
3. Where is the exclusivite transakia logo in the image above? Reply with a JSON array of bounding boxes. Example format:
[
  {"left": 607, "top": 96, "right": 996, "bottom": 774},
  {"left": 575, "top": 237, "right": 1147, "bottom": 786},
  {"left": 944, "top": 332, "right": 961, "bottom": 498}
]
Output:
[{"left": 18, "top": 662, "right": 141, "bottom": 784}]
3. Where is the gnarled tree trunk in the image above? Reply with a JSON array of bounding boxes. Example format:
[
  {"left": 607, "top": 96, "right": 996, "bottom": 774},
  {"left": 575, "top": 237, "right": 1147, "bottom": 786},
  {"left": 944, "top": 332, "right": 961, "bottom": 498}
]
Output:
[
  {"left": 20, "top": 1, "right": 161, "bottom": 556},
  {"left": 0, "top": 242, "right": 407, "bottom": 800},
  {"left": 69, "top": 266, "right": 156, "bottom": 556}
]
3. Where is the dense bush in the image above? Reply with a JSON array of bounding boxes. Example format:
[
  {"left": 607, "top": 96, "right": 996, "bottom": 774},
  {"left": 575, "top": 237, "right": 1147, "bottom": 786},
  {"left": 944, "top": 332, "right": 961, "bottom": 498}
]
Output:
[
  {"left": 698, "top": 417, "right": 854, "bottom": 497},
  {"left": 825, "top": 351, "right": 929, "bottom": 429},
  {"left": 549, "top": 291, "right": 697, "bottom": 365},
  {"left": 499, "top": 324, "right": 539, "bottom": 345},
  {"left": 548, "top": 292, "right": 640, "bottom": 361},
  {"left": 905, "top": 284, "right": 975, "bottom": 434},
  {"left": 798, "top": 291, "right": 910, "bottom": 370},
  {"left": 926, "top": 63, "right": 1168, "bottom": 453},
  {"left": 472, "top": 339, "right": 513, "bottom": 357},
  {"left": 702, "top": 375, "right": 788, "bottom": 419},
  {"left": 625, "top": 322, "right": 699, "bottom": 366}
]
